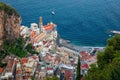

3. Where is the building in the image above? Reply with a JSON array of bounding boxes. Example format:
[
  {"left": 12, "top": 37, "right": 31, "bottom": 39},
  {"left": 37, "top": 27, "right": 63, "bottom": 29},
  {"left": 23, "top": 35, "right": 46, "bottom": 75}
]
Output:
[
  {"left": 0, "top": 68, "right": 3, "bottom": 76},
  {"left": 1, "top": 58, "right": 16, "bottom": 80},
  {"left": 46, "top": 67, "right": 54, "bottom": 77},
  {"left": 16, "top": 61, "right": 23, "bottom": 80},
  {"left": 21, "top": 56, "right": 39, "bottom": 80}
]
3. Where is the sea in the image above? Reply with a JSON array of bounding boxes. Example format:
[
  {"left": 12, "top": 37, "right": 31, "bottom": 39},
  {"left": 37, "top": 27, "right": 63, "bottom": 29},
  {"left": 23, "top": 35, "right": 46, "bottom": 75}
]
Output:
[{"left": 1, "top": 0, "right": 120, "bottom": 47}]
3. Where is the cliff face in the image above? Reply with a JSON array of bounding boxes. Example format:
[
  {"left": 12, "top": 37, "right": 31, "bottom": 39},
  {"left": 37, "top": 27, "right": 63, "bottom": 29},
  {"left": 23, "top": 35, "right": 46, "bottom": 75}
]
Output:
[{"left": 0, "top": 2, "right": 21, "bottom": 45}]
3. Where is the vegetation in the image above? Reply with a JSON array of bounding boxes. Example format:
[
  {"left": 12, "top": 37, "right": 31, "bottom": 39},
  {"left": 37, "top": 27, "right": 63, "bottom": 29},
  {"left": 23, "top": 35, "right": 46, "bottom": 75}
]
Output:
[
  {"left": 26, "top": 43, "right": 39, "bottom": 54},
  {"left": 84, "top": 35, "right": 120, "bottom": 80},
  {"left": 31, "top": 77, "right": 35, "bottom": 80},
  {"left": 46, "top": 76, "right": 59, "bottom": 80},
  {"left": 1, "top": 37, "right": 38, "bottom": 58},
  {"left": 0, "top": 2, "right": 19, "bottom": 16},
  {"left": 76, "top": 56, "right": 82, "bottom": 80},
  {"left": 0, "top": 62, "right": 7, "bottom": 68},
  {"left": 1, "top": 37, "right": 27, "bottom": 58},
  {"left": 0, "top": 47, "right": 8, "bottom": 67}
]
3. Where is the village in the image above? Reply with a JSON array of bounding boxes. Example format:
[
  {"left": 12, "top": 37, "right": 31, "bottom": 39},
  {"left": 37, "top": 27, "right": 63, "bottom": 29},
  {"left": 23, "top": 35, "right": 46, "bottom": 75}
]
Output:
[{"left": 0, "top": 17, "right": 104, "bottom": 80}]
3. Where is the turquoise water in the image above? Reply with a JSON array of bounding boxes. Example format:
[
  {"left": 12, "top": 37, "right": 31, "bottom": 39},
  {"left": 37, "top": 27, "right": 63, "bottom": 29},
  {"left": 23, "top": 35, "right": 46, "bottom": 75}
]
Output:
[{"left": 1, "top": 0, "right": 120, "bottom": 46}]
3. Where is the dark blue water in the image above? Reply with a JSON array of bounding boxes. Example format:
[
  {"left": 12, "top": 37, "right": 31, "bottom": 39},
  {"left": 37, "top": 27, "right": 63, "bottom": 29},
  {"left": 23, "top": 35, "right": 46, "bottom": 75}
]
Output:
[{"left": 1, "top": 0, "right": 120, "bottom": 46}]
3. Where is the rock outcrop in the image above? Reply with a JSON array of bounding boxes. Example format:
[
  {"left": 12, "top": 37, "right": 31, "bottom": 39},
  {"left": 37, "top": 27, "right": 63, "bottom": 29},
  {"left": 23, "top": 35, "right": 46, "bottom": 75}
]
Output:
[{"left": 0, "top": 2, "right": 21, "bottom": 45}]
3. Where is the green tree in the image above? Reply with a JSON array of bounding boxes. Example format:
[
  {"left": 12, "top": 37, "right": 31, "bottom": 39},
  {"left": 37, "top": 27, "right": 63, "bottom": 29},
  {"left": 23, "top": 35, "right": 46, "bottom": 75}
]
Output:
[
  {"left": 107, "top": 35, "right": 120, "bottom": 50},
  {"left": 85, "top": 35, "right": 120, "bottom": 80},
  {"left": 31, "top": 77, "right": 34, "bottom": 80},
  {"left": 26, "top": 43, "right": 38, "bottom": 54},
  {"left": 85, "top": 64, "right": 106, "bottom": 80},
  {"left": 1, "top": 38, "right": 27, "bottom": 58},
  {"left": 97, "top": 35, "right": 120, "bottom": 70},
  {"left": 76, "top": 56, "right": 81, "bottom": 80},
  {"left": 97, "top": 46, "right": 114, "bottom": 69},
  {"left": 104, "top": 46, "right": 114, "bottom": 63},
  {"left": 109, "top": 58, "right": 120, "bottom": 80}
]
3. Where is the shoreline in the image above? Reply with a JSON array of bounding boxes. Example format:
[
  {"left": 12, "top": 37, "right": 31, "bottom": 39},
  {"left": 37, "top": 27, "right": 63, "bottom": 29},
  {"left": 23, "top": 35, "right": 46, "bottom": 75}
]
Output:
[
  {"left": 60, "top": 38, "right": 105, "bottom": 47},
  {"left": 60, "top": 37, "right": 105, "bottom": 47},
  {"left": 60, "top": 38, "right": 105, "bottom": 52}
]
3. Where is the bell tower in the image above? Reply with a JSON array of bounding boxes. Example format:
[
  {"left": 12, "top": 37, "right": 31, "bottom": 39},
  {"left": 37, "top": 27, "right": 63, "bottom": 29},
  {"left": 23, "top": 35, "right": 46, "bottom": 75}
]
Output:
[{"left": 39, "top": 16, "right": 43, "bottom": 33}]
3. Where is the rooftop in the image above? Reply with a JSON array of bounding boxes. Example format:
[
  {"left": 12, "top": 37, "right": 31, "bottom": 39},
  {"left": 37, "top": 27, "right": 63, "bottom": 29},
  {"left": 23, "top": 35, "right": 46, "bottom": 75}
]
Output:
[
  {"left": 34, "top": 32, "right": 47, "bottom": 43},
  {"left": 81, "top": 64, "right": 89, "bottom": 70},
  {"left": 21, "top": 58, "right": 28, "bottom": 64},
  {"left": 6, "top": 59, "right": 14, "bottom": 68},
  {"left": 0, "top": 68, "right": 3, "bottom": 73},
  {"left": 47, "top": 68, "right": 53, "bottom": 71},
  {"left": 30, "top": 31, "right": 37, "bottom": 38},
  {"left": 44, "top": 23, "right": 55, "bottom": 31},
  {"left": 64, "top": 70, "right": 72, "bottom": 79}
]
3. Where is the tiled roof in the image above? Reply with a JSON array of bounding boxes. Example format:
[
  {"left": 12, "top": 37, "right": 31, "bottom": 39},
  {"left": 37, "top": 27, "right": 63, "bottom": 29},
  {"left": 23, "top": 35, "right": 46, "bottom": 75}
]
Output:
[
  {"left": 14, "top": 60, "right": 18, "bottom": 65},
  {"left": 34, "top": 33, "right": 47, "bottom": 43},
  {"left": 81, "top": 51, "right": 88, "bottom": 57},
  {"left": 7, "top": 59, "right": 14, "bottom": 68},
  {"left": 81, "top": 64, "right": 89, "bottom": 70},
  {"left": 30, "top": 31, "right": 36, "bottom": 38},
  {"left": 47, "top": 55, "right": 52, "bottom": 60},
  {"left": 47, "top": 68, "right": 53, "bottom": 70},
  {"left": 81, "top": 51, "right": 92, "bottom": 61},
  {"left": 0, "top": 68, "right": 3, "bottom": 73},
  {"left": 44, "top": 24, "right": 55, "bottom": 31},
  {"left": 21, "top": 58, "right": 28, "bottom": 64},
  {"left": 64, "top": 70, "right": 72, "bottom": 79}
]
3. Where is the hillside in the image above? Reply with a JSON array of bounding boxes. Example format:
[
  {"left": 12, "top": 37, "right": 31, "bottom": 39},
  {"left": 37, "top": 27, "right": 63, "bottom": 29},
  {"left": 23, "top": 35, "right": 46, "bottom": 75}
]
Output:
[{"left": 0, "top": 2, "right": 21, "bottom": 45}]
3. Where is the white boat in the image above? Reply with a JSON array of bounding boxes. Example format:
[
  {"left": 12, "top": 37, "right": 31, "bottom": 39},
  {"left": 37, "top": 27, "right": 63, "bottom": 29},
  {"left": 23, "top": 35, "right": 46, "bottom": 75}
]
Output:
[
  {"left": 51, "top": 11, "right": 55, "bottom": 15},
  {"left": 111, "top": 30, "right": 120, "bottom": 34}
]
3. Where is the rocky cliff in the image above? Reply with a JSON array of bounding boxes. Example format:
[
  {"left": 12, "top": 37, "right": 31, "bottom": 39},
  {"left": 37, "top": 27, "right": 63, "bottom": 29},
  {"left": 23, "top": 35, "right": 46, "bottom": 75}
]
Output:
[{"left": 0, "top": 2, "right": 21, "bottom": 45}]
